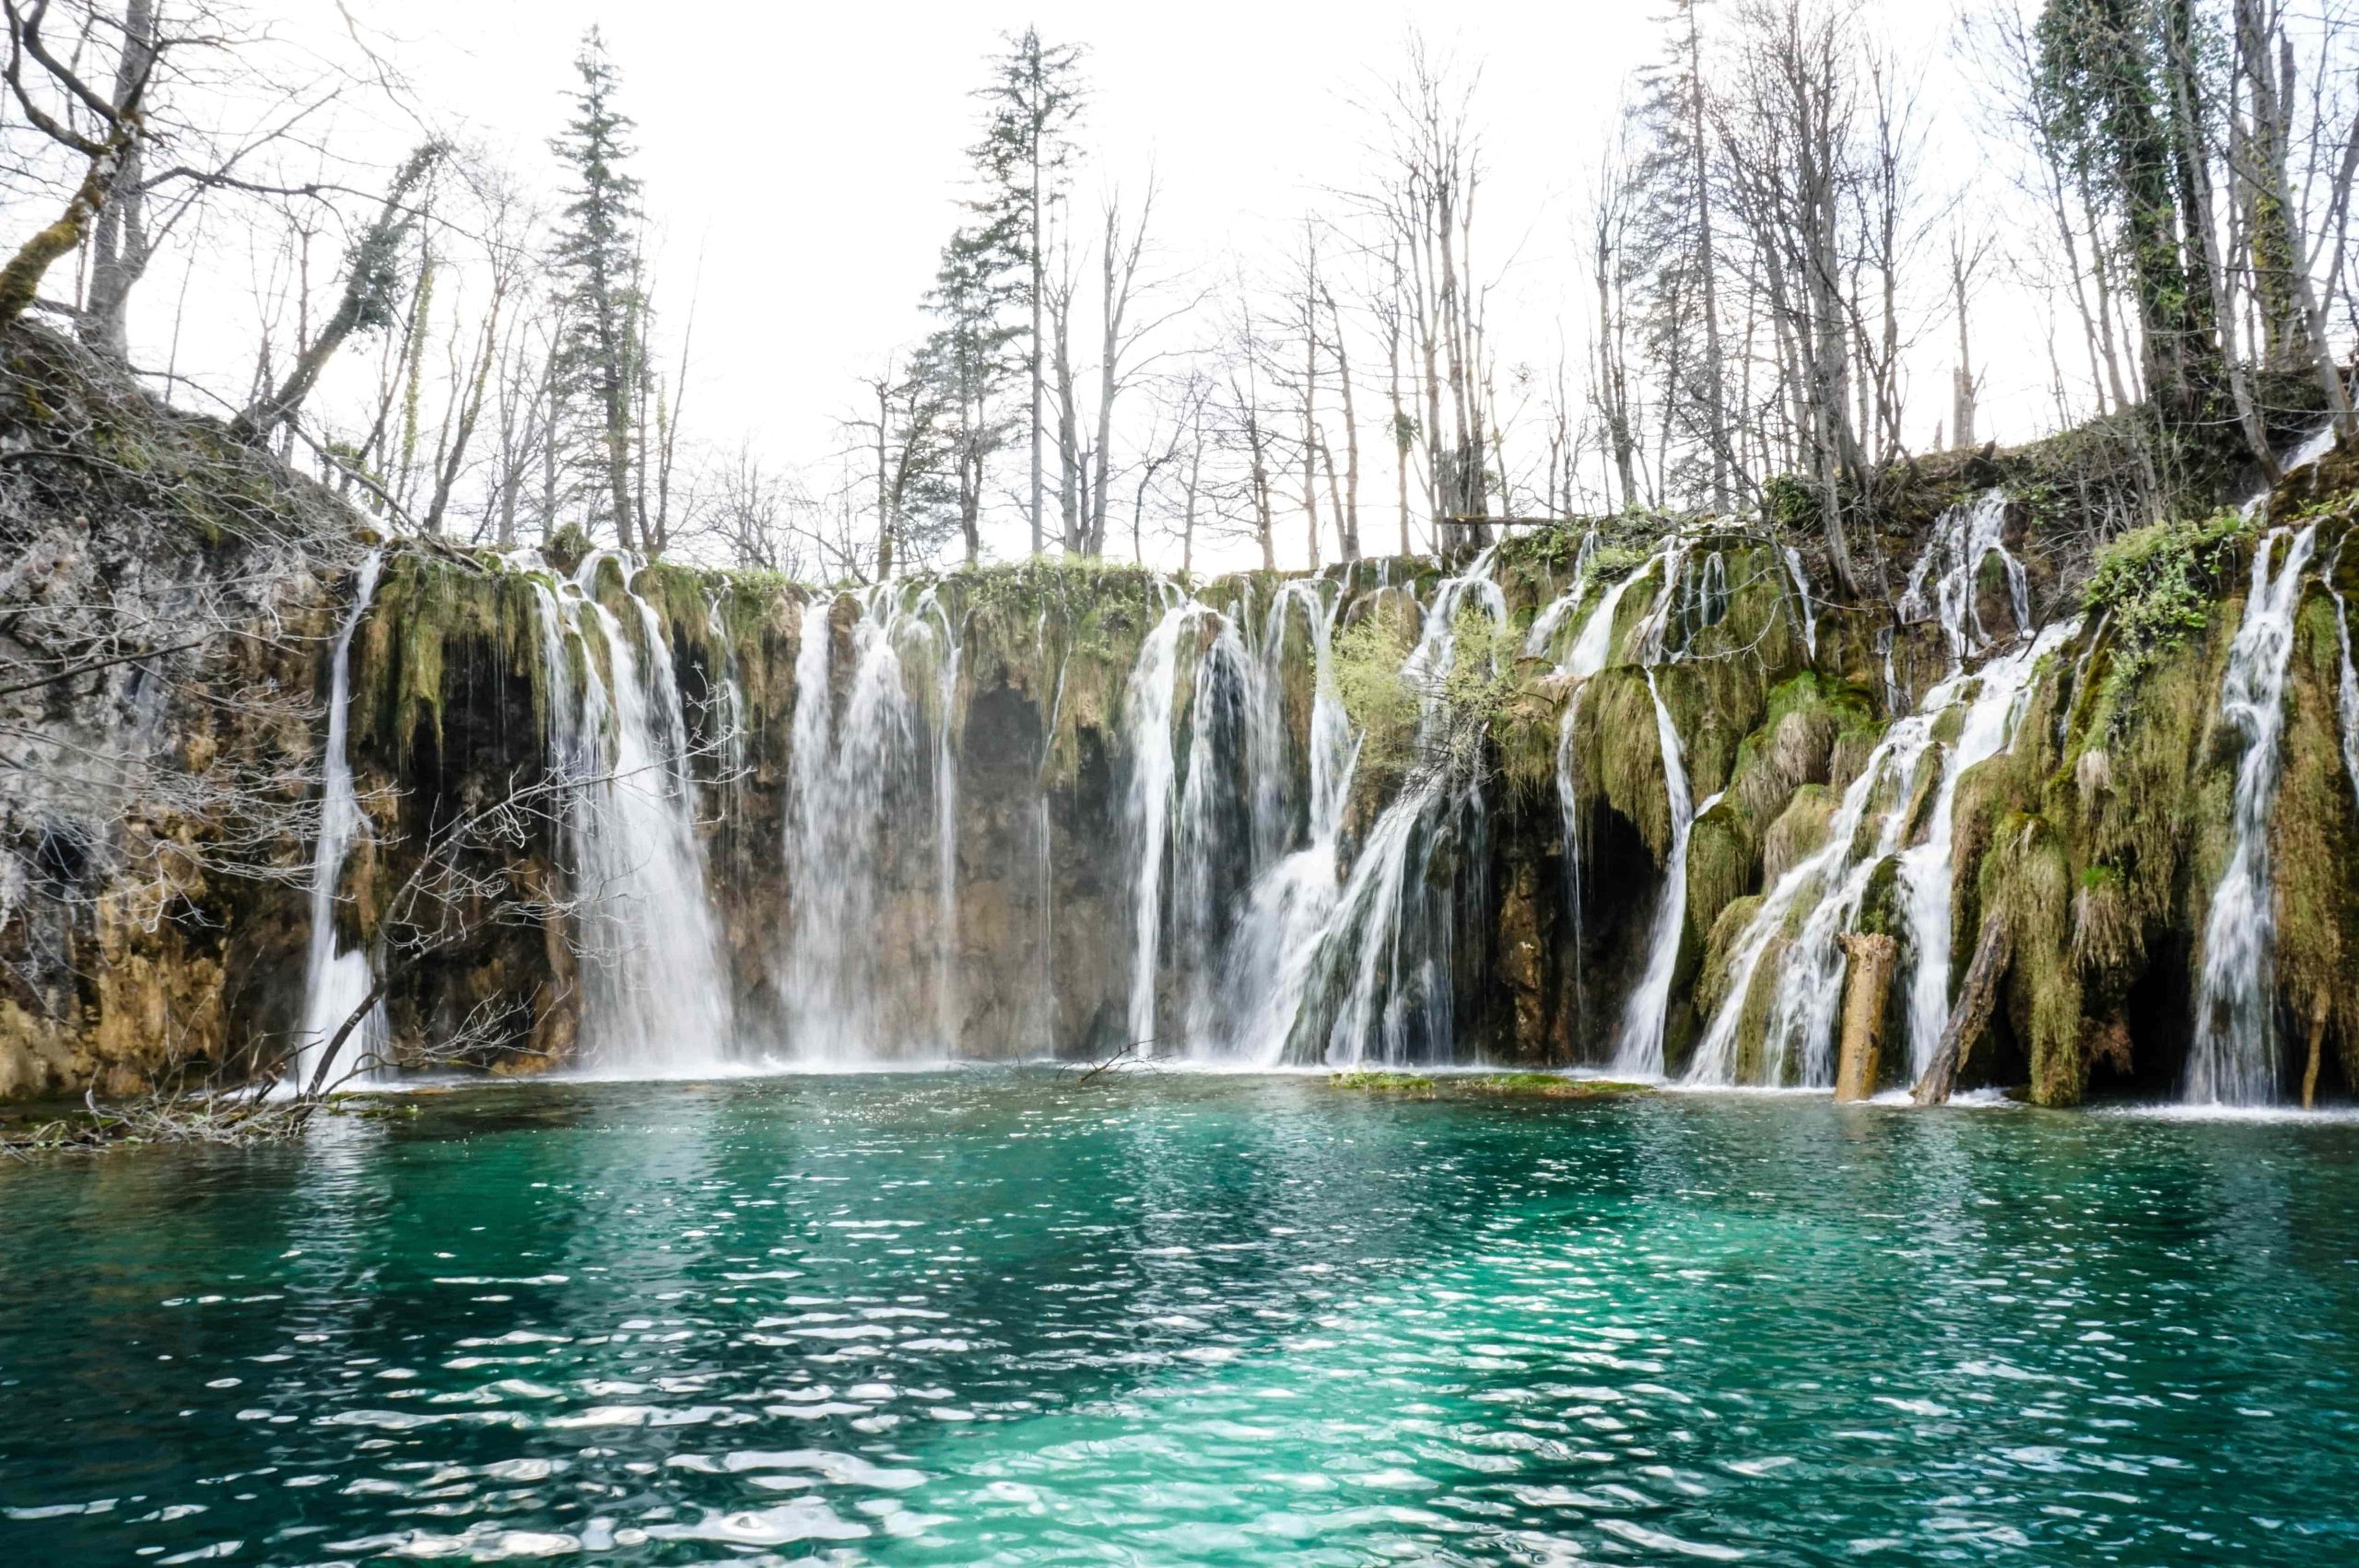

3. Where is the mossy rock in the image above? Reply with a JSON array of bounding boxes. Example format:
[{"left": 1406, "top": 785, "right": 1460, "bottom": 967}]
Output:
[
  {"left": 1569, "top": 666, "right": 1675, "bottom": 860},
  {"left": 1685, "top": 802, "right": 1758, "bottom": 957},
  {"left": 1975, "top": 812, "right": 2081, "bottom": 1105},
  {"left": 1764, "top": 783, "right": 1838, "bottom": 886},
  {"left": 1329, "top": 1070, "right": 1436, "bottom": 1094},
  {"left": 1699, "top": 894, "right": 1766, "bottom": 1019},
  {"left": 1458, "top": 1073, "right": 1652, "bottom": 1099},
  {"left": 2271, "top": 582, "right": 2359, "bottom": 1088}
]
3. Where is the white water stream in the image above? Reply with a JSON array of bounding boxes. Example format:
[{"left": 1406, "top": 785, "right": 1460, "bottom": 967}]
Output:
[
  {"left": 293, "top": 550, "right": 386, "bottom": 1091},
  {"left": 2186, "top": 523, "right": 2320, "bottom": 1106},
  {"left": 559, "top": 557, "right": 734, "bottom": 1074}
]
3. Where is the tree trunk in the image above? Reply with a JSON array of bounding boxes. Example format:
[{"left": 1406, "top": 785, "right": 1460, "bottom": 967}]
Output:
[
  {"left": 79, "top": 0, "right": 155, "bottom": 360},
  {"left": 1029, "top": 148, "right": 1046, "bottom": 556},
  {"left": 1835, "top": 933, "right": 1898, "bottom": 1102},
  {"left": 1913, "top": 912, "right": 2012, "bottom": 1106},
  {"left": 0, "top": 142, "right": 122, "bottom": 329}
]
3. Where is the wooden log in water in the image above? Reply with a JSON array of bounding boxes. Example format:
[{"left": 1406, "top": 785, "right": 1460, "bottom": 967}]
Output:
[
  {"left": 1834, "top": 932, "right": 1898, "bottom": 1103},
  {"left": 1913, "top": 913, "right": 2013, "bottom": 1106}
]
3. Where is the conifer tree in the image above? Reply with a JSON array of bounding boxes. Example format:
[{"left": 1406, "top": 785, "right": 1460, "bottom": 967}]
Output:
[
  {"left": 548, "top": 28, "right": 646, "bottom": 550},
  {"left": 969, "top": 29, "right": 1086, "bottom": 556},
  {"left": 917, "top": 221, "right": 1023, "bottom": 564}
]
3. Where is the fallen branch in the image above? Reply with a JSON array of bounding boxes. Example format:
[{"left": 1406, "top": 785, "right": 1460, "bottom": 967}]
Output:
[{"left": 1913, "top": 911, "right": 2012, "bottom": 1106}]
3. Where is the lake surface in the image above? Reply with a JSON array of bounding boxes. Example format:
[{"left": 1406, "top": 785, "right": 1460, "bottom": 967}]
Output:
[{"left": 3, "top": 1072, "right": 2357, "bottom": 1565}]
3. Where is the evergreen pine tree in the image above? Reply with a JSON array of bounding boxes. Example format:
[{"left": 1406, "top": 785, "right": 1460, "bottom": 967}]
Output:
[
  {"left": 548, "top": 28, "right": 647, "bottom": 550},
  {"left": 968, "top": 29, "right": 1086, "bottom": 556},
  {"left": 916, "top": 219, "right": 1025, "bottom": 564}
]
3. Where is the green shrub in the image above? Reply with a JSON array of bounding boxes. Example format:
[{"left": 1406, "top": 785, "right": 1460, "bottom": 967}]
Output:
[{"left": 2082, "top": 509, "right": 2248, "bottom": 717}]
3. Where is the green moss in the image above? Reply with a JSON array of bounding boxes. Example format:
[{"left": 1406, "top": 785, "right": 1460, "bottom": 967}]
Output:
[
  {"left": 1724, "top": 671, "right": 1873, "bottom": 828},
  {"left": 1572, "top": 668, "right": 1674, "bottom": 859},
  {"left": 1698, "top": 894, "right": 1764, "bottom": 1019},
  {"left": 1974, "top": 813, "right": 2081, "bottom": 1106},
  {"left": 1685, "top": 802, "right": 1756, "bottom": 955},
  {"left": 1763, "top": 783, "right": 1837, "bottom": 886},
  {"left": 1459, "top": 1074, "right": 1651, "bottom": 1098},
  {"left": 2081, "top": 509, "right": 2251, "bottom": 727},
  {"left": 1856, "top": 855, "right": 1905, "bottom": 939},
  {"left": 2271, "top": 584, "right": 2359, "bottom": 1082},
  {"left": 1329, "top": 1070, "right": 1436, "bottom": 1094}
]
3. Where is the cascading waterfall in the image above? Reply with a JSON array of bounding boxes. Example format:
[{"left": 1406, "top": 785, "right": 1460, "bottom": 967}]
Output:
[
  {"left": 1123, "top": 581, "right": 1320, "bottom": 1059},
  {"left": 1285, "top": 553, "right": 1506, "bottom": 1067},
  {"left": 2327, "top": 541, "right": 2359, "bottom": 813},
  {"left": 780, "top": 584, "right": 960, "bottom": 1059},
  {"left": 1198, "top": 581, "right": 1355, "bottom": 1061},
  {"left": 1562, "top": 556, "right": 1653, "bottom": 678},
  {"left": 1611, "top": 672, "right": 1720, "bottom": 1076},
  {"left": 1522, "top": 531, "right": 1600, "bottom": 657},
  {"left": 1900, "top": 491, "right": 2030, "bottom": 665},
  {"left": 1527, "top": 533, "right": 1717, "bottom": 1067},
  {"left": 1168, "top": 610, "right": 1270, "bottom": 1034},
  {"left": 1684, "top": 714, "right": 1941, "bottom": 1087},
  {"left": 2186, "top": 522, "right": 2320, "bottom": 1106},
  {"left": 1684, "top": 590, "right": 2071, "bottom": 1089},
  {"left": 925, "top": 590, "right": 963, "bottom": 1048},
  {"left": 1121, "top": 595, "right": 1197, "bottom": 1056},
  {"left": 1895, "top": 623, "right": 2080, "bottom": 1079},
  {"left": 1783, "top": 546, "right": 1819, "bottom": 658},
  {"left": 557, "top": 557, "right": 734, "bottom": 1074},
  {"left": 293, "top": 550, "right": 386, "bottom": 1092}
]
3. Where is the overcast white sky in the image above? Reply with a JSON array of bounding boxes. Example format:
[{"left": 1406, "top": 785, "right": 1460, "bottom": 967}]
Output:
[{"left": 174, "top": 1, "right": 2007, "bottom": 568}]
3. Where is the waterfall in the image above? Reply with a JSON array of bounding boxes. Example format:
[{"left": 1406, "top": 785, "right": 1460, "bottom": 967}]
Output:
[
  {"left": 1681, "top": 615, "right": 2071, "bottom": 1089},
  {"left": 2328, "top": 543, "right": 2359, "bottom": 813},
  {"left": 1783, "top": 546, "right": 1818, "bottom": 658},
  {"left": 560, "top": 558, "right": 734, "bottom": 1075},
  {"left": 1522, "top": 531, "right": 1600, "bottom": 657},
  {"left": 1121, "top": 596, "right": 1197, "bottom": 1056},
  {"left": 1122, "top": 581, "right": 1319, "bottom": 1059},
  {"left": 1555, "top": 684, "right": 1590, "bottom": 1042},
  {"left": 1895, "top": 623, "right": 2081, "bottom": 1080},
  {"left": 1900, "top": 492, "right": 2030, "bottom": 666},
  {"left": 1561, "top": 558, "right": 1650, "bottom": 678},
  {"left": 923, "top": 589, "right": 963, "bottom": 1049},
  {"left": 1168, "top": 611, "right": 1266, "bottom": 1035},
  {"left": 780, "top": 585, "right": 958, "bottom": 1060},
  {"left": 1684, "top": 716, "right": 1940, "bottom": 1086},
  {"left": 2186, "top": 523, "right": 2319, "bottom": 1106},
  {"left": 293, "top": 550, "right": 386, "bottom": 1092},
  {"left": 1286, "top": 553, "right": 1506, "bottom": 1066},
  {"left": 1200, "top": 581, "right": 1356, "bottom": 1062},
  {"left": 1610, "top": 672, "right": 1720, "bottom": 1076}
]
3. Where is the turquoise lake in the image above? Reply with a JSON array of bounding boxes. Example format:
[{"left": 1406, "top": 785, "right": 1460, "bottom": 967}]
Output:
[{"left": 3, "top": 1073, "right": 2357, "bottom": 1564}]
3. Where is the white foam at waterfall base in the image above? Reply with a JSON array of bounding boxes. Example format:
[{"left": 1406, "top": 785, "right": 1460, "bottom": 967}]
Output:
[
  {"left": 293, "top": 550, "right": 387, "bottom": 1094},
  {"left": 2186, "top": 523, "right": 2319, "bottom": 1106}
]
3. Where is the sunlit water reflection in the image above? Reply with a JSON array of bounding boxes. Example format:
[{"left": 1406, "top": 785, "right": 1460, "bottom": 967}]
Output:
[{"left": 3, "top": 1073, "right": 2356, "bottom": 1563}]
